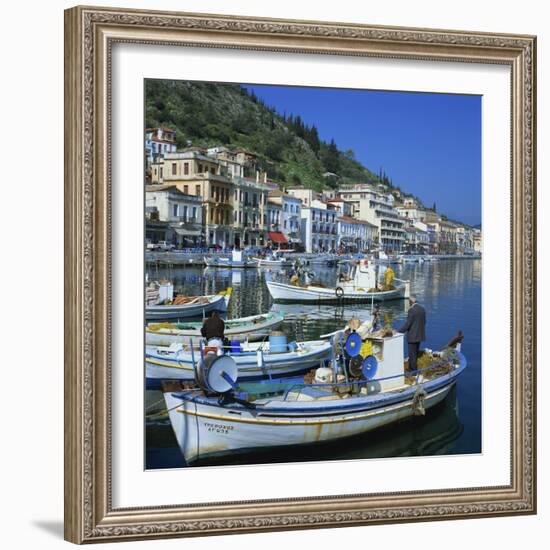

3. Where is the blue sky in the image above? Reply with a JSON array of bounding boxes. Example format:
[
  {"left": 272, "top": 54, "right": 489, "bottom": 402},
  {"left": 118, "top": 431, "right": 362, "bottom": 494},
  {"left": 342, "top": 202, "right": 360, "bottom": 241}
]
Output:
[{"left": 243, "top": 85, "right": 481, "bottom": 226}]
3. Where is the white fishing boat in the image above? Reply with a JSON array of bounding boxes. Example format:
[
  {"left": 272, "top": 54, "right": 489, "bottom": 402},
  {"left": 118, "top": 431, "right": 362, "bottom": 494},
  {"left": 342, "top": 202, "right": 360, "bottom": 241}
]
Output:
[
  {"left": 400, "top": 254, "right": 425, "bottom": 264},
  {"left": 163, "top": 329, "right": 467, "bottom": 464},
  {"left": 368, "top": 250, "right": 403, "bottom": 265},
  {"left": 146, "top": 312, "right": 285, "bottom": 346},
  {"left": 145, "top": 281, "right": 232, "bottom": 320},
  {"left": 146, "top": 338, "right": 332, "bottom": 384},
  {"left": 253, "top": 251, "right": 293, "bottom": 268},
  {"left": 266, "top": 259, "right": 410, "bottom": 303},
  {"left": 204, "top": 249, "right": 256, "bottom": 268}
]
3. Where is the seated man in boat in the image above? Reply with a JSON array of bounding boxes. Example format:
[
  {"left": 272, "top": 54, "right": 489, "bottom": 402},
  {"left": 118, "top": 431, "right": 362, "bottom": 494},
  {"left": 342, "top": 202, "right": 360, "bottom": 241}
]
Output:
[
  {"left": 201, "top": 310, "right": 225, "bottom": 349},
  {"left": 397, "top": 296, "right": 426, "bottom": 374}
]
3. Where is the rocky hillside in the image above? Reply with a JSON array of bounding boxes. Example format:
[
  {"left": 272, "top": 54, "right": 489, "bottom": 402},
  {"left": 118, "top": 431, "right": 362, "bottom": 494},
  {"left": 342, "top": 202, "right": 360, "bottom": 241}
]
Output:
[{"left": 145, "top": 80, "right": 385, "bottom": 191}]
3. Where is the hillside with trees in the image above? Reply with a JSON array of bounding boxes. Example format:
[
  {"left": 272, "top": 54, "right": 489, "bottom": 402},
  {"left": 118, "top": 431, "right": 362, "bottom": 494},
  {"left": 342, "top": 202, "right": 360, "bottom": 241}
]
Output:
[{"left": 145, "top": 80, "right": 385, "bottom": 192}]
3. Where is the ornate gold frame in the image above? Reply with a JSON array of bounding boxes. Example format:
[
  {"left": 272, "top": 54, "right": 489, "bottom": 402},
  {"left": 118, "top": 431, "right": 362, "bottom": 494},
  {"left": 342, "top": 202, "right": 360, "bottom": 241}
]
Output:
[{"left": 64, "top": 5, "right": 537, "bottom": 544}]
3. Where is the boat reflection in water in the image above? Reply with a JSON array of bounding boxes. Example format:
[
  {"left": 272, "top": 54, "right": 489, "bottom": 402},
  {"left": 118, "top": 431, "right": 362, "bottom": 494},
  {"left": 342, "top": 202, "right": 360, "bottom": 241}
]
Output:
[{"left": 145, "top": 385, "right": 463, "bottom": 469}]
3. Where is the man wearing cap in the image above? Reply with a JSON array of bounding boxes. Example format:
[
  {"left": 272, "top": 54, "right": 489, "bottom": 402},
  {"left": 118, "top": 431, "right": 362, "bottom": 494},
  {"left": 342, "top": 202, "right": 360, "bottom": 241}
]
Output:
[{"left": 398, "top": 296, "right": 426, "bottom": 373}]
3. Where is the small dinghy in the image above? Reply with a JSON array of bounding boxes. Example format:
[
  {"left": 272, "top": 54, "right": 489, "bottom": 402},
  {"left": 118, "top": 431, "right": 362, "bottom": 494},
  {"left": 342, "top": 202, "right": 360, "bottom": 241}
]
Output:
[
  {"left": 146, "top": 336, "right": 332, "bottom": 386},
  {"left": 146, "top": 312, "right": 285, "bottom": 346},
  {"left": 267, "top": 259, "right": 410, "bottom": 303},
  {"left": 204, "top": 250, "right": 256, "bottom": 269},
  {"left": 145, "top": 281, "right": 231, "bottom": 320},
  {"left": 162, "top": 329, "right": 467, "bottom": 464}
]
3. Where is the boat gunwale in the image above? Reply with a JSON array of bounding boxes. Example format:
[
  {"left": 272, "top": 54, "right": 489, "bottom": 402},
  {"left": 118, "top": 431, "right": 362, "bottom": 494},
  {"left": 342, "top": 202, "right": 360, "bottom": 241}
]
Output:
[{"left": 170, "top": 354, "right": 466, "bottom": 416}]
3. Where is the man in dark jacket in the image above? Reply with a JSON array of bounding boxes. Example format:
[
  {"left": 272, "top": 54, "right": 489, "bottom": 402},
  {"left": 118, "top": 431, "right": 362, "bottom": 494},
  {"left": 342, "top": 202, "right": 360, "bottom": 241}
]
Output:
[
  {"left": 398, "top": 296, "right": 426, "bottom": 372},
  {"left": 201, "top": 310, "right": 225, "bottom": 347}
]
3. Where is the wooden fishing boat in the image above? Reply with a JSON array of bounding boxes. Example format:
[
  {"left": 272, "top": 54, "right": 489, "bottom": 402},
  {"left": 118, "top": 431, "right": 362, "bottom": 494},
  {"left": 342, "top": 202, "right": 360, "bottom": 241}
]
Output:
[
  {"left": 145, "top": 312, "right": 285, "bottom": 346},
  {"left": 266, "top": 259, "right": 410, "bottom": 303},
  {"left": 162, "top": 330, "right": 467, "bottom": 464},
  {"left": 146, "top": 338, "right": 332, "bottom": 385},
  {"left": 145, "top": 283, "right": 232, "bottom": 320}
]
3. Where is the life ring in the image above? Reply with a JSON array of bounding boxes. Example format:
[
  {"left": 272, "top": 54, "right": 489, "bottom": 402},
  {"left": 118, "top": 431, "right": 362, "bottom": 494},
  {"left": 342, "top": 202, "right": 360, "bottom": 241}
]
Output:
[{"left": 335, "top": 286, "right": 345, "bottom": 299}]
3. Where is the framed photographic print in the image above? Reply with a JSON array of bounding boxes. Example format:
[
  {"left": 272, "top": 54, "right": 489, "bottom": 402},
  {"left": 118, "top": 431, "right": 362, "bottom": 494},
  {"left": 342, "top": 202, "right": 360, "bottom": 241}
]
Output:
[{"left": 64, "top": 5, "right": 537, "bottom": 544}]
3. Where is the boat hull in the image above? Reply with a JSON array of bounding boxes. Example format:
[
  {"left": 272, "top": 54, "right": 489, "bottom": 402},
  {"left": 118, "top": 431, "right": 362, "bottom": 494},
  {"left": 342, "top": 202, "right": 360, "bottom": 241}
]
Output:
[
  {"left": 145, "top": 294, "right": 229, "bottom": 320},
  {"left": 146, "top": 340, "right": 332, "bottom": 384},
  {"left": 266, "top": 280, "right": 409, "bottom": 303},
  {"left": 165, "top": 379, "right": 456, "bottom": 464},
  {"left": 204, "top": 258, "right": 256, "bottom": 269},
  {"left": 145, "top": 313, "right": 284, "bottom": 346}
]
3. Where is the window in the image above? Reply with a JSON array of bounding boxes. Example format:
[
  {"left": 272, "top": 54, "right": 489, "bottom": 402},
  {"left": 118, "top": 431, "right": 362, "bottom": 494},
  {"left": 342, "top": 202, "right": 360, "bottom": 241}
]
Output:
[
  {"left": 173, "top": 204, "right": 178, "bottom": 217},
  {"left": 184, "top": 162, "right": 189, "bottom": 175},
  {"left": 192, "top": 207, "right": 197, "bottom": 220},
  {"left": 183, "top": 185, "right": 188, "bottom": 195},
  {"left": 198, "top": 163, "right": 203, "bottom": 173},
  {"left": 172, "top": 163, "right": 177, "bottom": 175},
  {"left": 211, "top": 187, "right": 215, "bottom": 199},
  {"left": 234, "top": 189, "right": 237, "bottom": 200},
  {"left": 183, "top": 205, "right": 188, "bottom": 220},
  {"left": 195, "top": 185, "right": 200, "bottom": 196},
  {"left": 159, "top": 167, "right": 163, "bottom": 179}
]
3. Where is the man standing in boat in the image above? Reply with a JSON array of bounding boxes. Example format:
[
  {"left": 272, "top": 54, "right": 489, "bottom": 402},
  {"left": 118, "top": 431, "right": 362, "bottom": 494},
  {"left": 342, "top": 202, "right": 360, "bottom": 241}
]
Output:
[
  {"left": 397, "top": 296, "right": 426, "bottom": 373},
  {"left": 201, "top": 310, "right": 225, "bottom": 349}
]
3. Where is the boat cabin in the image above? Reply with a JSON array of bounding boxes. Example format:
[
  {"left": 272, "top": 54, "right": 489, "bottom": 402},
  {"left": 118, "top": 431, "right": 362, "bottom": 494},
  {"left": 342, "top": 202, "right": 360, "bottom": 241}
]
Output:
[
  {"left": 338, "top": 259, "right": 377, "bottom": 291},
  {"left": 361, "top": 331, "right": 405, "bottom": 393}
]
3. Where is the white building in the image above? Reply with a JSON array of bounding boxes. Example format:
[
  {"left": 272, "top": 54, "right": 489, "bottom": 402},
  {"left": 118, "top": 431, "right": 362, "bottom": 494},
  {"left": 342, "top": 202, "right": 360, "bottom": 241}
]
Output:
[
  {"left": 145, "top": 127, "right": 177, "bottom": 165},
  {"left": 338, "top": 185, "right": 406, "bottom": 252},
  {"left": 145, "top": 185, "right": 203, "bottom": 246},
  {"left": 300, "top": 201, "right": 338, "bottom": 253},
  {"left": 268, "top": 191, "right": 303, "bottom": 246},
  {"left": 326, "top": 197, "right": 353, "bottom": 217},
  {"left": 231, "top": 177, "right": 269, "bottom": 248},
  {"left": 337, "top": 216, "right": 378, "bottom": 252},
  {"left": 287, "top": 187, "right": 321, "bottom": 208}
]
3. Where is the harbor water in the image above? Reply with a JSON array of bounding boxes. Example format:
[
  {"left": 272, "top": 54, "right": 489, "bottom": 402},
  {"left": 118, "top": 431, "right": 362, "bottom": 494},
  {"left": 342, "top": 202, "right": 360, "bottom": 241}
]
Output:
[{"left": 145, "top": 259, "right": 481, "bottom": 469}]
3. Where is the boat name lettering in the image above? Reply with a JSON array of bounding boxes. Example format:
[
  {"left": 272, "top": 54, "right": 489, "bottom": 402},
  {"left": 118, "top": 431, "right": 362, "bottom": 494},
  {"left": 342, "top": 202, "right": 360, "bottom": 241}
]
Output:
[{"left": 203, "top": 422, "right": 234, "bottom": 434}]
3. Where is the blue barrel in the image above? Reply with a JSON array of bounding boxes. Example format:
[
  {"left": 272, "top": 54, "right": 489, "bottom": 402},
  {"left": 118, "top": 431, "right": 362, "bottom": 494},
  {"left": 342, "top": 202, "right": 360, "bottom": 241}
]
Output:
[
  {"left": 269, "top": 332, "right": 288, "bottom": 353},
  {"left": 230, "top": 340, "right": 242, "bottom": 354}
]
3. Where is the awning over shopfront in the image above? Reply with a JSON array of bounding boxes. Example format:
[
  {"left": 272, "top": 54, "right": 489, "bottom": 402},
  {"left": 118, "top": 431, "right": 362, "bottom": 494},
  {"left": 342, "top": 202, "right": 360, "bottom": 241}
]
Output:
[
  {"left": 267, "top": 231, "right": 288, "bottom": 244},
  {"left": 173, "top": 227, "right": 202, "bottom": 237}
]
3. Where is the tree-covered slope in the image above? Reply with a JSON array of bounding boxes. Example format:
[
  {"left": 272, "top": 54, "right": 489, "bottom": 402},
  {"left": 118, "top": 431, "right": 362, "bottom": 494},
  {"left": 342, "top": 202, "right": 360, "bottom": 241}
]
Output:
[{"left": 145, "top": 80, "right": 383, "bottom": 191}]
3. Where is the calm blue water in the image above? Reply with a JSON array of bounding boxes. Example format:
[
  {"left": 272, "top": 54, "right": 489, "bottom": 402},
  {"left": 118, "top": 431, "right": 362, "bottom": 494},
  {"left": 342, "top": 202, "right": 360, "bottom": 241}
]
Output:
[{"left": 145, "top": 259, "right": 481, "bottom": 468}]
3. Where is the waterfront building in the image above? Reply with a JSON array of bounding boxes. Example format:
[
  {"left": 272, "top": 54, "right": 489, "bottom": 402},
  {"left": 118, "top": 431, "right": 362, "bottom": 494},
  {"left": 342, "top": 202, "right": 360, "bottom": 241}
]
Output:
[
  {"left": 145, "top": 185, "right": 203, "bottom": 246},
  {"left": 395, "top": 198, "right": 428, "bottom": 224},
  {"left": 231, "top": 177, "right": 269, "bottom": 248},
  {"left": 473, "top": 228, "right": 482, "bottom": 253},
  {"left": 150, "top": 151, "right": 233, "bottom": 247},
  {"left": 268, "top": 190, "right": 303, "bottom": 246},
  {"left": 326, "top": 198, "right": 354, "bottom": 217},
  {"left": 336, "top": 216, "right": 378, "bottom": 253},
  {"left": 338, "top": 184, "right": 406, "bottom": 252},
  {"left": 403, "top": 220, "right": 430, "bottom": 253},
  {"left": 300, "top": 201, "right": 338, "bottom": 253}
]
